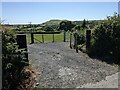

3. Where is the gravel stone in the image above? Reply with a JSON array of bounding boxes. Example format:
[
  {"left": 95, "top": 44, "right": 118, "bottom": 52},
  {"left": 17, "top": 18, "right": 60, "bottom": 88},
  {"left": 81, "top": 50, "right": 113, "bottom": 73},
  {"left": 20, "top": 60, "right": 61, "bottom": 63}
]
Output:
[{"left": 28, "top": 42, "right": 118, "bottom": 88}]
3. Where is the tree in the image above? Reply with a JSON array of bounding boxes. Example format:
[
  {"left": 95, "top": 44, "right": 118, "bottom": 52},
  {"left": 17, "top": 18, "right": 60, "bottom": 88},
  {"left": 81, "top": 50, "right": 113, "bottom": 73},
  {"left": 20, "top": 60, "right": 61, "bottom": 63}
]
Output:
[
  {"left": 1, "top": 26, "right": 35, "bottom": 89},
  {"left": 59, "top": 20, "right": 75, "bottom": 42},
  {"left": 82, "top": 19, "right": 87, "bottom": 29},
  {"left": 74, "top": 25, "right": 81, "bottom": 31},
  {"left": 90, "top": 14, "right": 120, "bottom": 64},
  {"left": 43, "top": 26, "right": 54, "bottom": 32},
  {"left": 59, "top": 20, "right": 75, "bottom": 31}
]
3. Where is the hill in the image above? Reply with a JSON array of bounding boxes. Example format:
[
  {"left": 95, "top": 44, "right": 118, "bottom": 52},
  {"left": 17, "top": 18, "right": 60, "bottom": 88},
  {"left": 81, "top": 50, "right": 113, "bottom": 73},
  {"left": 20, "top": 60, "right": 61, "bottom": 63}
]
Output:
[
  {"left": 40, "top": 19, "right": 85, "bottom": 26},
  {"left": 40, "top": 19, "right": 62, "bottom": 26}
]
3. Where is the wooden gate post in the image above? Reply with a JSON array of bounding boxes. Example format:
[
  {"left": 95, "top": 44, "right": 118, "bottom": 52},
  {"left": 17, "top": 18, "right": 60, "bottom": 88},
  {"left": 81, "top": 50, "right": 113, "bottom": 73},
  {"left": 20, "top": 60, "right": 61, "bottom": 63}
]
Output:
[
  {"left": 16, "top": 34, "right": 28, "bottom": 62},
  {"left": 74, "top": 33, "right": 78, "bottom": 53},
  {"left": 86, "top": 30, "right": 91, "bottom": 52},
  {"left": 42, "top": 34, "right": 44, "bottom": 43},
  {"left": 70, "top": 32, "right": 72, "bottom": 49},
  {"left": 63, "top": 30, "right": 66, "bottom": 42},
  {"left": 31, "top": 33, "right": 34, "bottom": 44},
  {"left": 53, "top": 34, "right": 54, "bottom": 43},
  {"left": 16, "top": 34, "right": 27, "bottom": 49}
]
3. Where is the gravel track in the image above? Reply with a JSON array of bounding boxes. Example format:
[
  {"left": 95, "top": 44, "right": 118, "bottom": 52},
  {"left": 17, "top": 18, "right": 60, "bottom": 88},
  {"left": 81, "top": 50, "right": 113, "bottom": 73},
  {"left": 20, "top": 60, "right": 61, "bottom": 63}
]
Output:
[{"left": 28, "top": 42, "right": 118, "bottom": 88}]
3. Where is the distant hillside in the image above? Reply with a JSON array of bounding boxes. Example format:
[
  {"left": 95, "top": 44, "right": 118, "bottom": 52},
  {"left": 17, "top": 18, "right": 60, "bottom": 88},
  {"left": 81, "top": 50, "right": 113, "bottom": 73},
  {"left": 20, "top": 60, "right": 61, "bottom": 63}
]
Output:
[
  {"left": 40, "top": 19, "right": 91, "bottom": 26},
  {"left": 5, "top": 19, "right": 104, "bottom": 28},
  {"left": 40, "top": 19, "right": 62, "bottom": 26},
  {"left": 73, "top": 21, "right": 83, "bottom": 25},
  {"left": 40, "top": 19, "right": 85, "bottom": 26}
]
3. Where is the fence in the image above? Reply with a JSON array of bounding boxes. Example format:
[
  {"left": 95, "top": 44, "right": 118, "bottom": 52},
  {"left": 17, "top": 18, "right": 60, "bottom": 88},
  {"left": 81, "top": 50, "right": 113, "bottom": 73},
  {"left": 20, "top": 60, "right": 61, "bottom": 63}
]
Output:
[
  {"left": 17, "top": 31, "right": 70, "bottom": 44},
  {"left": 30, "top": 32, "right": 61, "bottom": 44},
  {"left": 69, "top": 30, "right": 91, "bottom": 53},
  {"left": 16, "top": 31, "right": 70, "bottom": 62}
]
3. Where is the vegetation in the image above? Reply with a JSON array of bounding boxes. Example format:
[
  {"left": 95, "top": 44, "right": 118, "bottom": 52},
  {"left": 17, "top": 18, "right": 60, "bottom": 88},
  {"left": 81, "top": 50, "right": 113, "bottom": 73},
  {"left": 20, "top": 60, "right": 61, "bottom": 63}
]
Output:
[
  {"left": 67, "top": 13, "right": 120, "bottom": 65},
  {"left": 2, "top": 13, "right": 120, "bottom": 65},
  {"left": 59, "top": 20, "right": 75, "bottom": 42},
  {"left": 2, "top": 26, "right": 36, "bottom": 89},
  {"left": 43, "top": 26, "right": 54, "bottom": 32},
  {"left": 89, "top": 13, "right": 120, "bottom": 64},
  {"left": 82, "top": 19, "right": 87, "bottom": 29},
  {"left": 59, "top": 20, "right": 75, "bottom": 32},
  {"left": 8, "top": 19, "right": 101, "bottom": 33}
]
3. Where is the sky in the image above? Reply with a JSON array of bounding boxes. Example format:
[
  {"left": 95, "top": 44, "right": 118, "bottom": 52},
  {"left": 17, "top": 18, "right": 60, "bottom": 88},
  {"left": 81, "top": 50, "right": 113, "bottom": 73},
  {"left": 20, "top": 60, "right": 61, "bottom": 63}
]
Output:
[{"left": 2, "top": 2, "right": 118, "bottom": 24}]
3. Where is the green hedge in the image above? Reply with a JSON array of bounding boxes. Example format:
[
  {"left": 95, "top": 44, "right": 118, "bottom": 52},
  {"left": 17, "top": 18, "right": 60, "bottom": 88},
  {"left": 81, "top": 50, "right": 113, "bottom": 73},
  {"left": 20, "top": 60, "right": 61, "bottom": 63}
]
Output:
[
  {"left": 90, "top": 14, "right": 120, "bottom": 64},
  {"left": 2, "top": 27, "right": 29, "bottom": 89}
]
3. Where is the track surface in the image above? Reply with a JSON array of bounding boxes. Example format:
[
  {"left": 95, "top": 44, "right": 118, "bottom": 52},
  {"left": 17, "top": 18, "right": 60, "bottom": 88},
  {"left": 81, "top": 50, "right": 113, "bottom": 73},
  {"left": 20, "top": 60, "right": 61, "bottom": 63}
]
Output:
[{"left": 28, "top": 42, "right": 118, "bottom": 88}]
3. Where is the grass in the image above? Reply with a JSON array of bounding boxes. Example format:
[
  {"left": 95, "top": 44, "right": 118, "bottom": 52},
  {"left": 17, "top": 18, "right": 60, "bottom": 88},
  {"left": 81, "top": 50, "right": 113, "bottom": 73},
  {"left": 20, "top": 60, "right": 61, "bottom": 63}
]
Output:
[{"left": 26, "top": 32, "right": 70, "bottom": 44}]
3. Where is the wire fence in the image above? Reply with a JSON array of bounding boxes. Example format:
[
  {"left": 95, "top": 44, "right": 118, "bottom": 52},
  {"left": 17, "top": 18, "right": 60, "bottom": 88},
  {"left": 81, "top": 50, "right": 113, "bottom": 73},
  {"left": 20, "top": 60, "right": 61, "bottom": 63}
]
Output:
[{"left": 70, "top": 30, "right": 91, "bottom": 53}]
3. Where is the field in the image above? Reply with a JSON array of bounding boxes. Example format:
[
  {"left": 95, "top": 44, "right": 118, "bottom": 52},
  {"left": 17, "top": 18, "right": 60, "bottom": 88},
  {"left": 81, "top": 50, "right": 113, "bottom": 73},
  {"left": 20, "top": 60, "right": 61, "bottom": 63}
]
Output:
[{"left": 26, "top": 32, "right": 70, "bottom": 44}]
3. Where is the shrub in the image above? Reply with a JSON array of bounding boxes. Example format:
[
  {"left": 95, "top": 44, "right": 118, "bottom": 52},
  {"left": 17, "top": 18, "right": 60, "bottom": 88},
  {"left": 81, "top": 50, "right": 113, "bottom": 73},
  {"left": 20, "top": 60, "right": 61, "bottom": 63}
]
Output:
[
  {"left": 2, "top": 26, "right": 31, "bottom": 89},
  {"left": 90, "top": 14, "right": 120, "bottom": 64},
  {"left": 77, "top": 34, "right": 85, "bottom": 45}
]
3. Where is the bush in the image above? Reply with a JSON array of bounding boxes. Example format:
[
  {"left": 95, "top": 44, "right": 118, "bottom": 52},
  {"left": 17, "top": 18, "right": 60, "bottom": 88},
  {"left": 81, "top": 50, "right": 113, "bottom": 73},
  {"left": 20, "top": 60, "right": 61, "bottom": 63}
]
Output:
[
  {"left": 43, "top": 26, "right": 54, "bottom": 32},
  {"left": 90, "top": 14, "right": 120, "bottom": 64},
  {"left": 2, "top": 27, "right": 31, "bottom": 89},
  {"left": 77, "top": 34, "right": 85, "bottom": 45}
]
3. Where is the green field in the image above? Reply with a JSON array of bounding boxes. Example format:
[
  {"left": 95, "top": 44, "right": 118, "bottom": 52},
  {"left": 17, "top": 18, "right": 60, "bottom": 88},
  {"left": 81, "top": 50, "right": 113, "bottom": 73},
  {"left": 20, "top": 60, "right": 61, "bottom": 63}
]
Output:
[{"left": 26, "top": 32, "right": 70, "bottom": 44}]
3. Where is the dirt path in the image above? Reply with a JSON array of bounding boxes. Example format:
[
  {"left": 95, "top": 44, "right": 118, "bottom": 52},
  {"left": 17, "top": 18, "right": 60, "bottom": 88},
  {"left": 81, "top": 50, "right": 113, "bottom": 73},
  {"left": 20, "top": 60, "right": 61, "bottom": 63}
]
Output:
[{"left": 28, "top": 42, "right": 118, "bottom": 88}]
